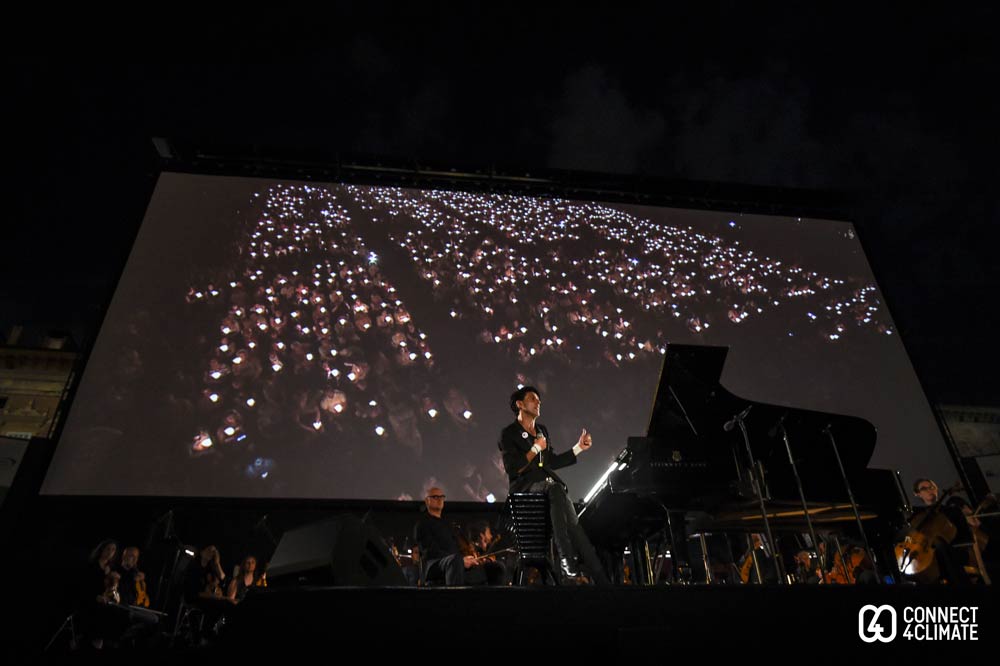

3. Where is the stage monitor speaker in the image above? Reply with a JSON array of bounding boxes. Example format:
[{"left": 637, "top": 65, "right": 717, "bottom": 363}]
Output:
[{"left": 267, "top": 514, "right": 406, "bottom": 586}]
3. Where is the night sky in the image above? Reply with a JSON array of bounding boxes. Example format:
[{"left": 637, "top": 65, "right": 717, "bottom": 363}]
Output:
[{"left": 5, "top": 7, "right": 1000, "bottom": 408}]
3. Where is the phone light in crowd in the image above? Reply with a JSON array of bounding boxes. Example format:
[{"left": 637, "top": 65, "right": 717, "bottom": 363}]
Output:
[
  {"left": 312, "top": 421, "right": 322, "bottom": 431},
  {"left": 274, "top": 317, "right": 282, "bottom": 324},
  {"left": 276, "top": 342, "right": 285, "bottom": 350},
  {"left": 321, "top": 327, "right": 329, "bottom": 335},
  {"left": 230, "top": 281, "right": 237, "bottom": 288},
  {"left": 232, "top": 356, "right": 243, "bottom": 364},
  {"left": 333, "top": 403, "right": 344, "bottom": 413},
  {"left": 246, "top": 398, "right": 256, "bottom": 407},
  {"left": 258, "top": 322, "right": 268, "bottom": 331},
  {"left": 347, "top": 372, "right": 357, "bottom": 382},
  {"left": 408, "top": 352, "right": 418, "bottom": 361},
  {"left": 424, "top": 351, "right": 432, "bottom": 359},
  {"left": 368, "top": 252, "right": 378, "bottom": 264},
  {"left": 224, "top": 426, "right": 236, "bottom": 437},
  {"left": 210, "top": 371, "right": 222, "bottom": 380},
  {"left": 272, "top": 363, "right": 283, "bottom": 372},
  {"left": 486, "top": 493, "right": 496, "bottom": 504},
  {"left": 222, "top": 326, "right": 231, "bottom": 334},
  {"left": 375, "top": 425, "right": 386, "bottom": 436},
  {"left": 306, "top": 353, "right": 314, "bottom": 361},
  {"left": 463, "top": 410, "right": 473, "bottom": 420},
  {"left": 330, "top": 368, "right": 341, "bottom": 378},
  {"left": 209, "top": 393, "right": 219, "bottom": 403},
  {"left": 427, "top": 408, "right": 438, "bottom": 419},
  {"left": 248, "top": 341, "right": 256, "bottom": 349},
  {"left": 450, "top": 310, "right": 457, "bottom": 318},
  {"left": 219, "top": 344, "right": 229, "bottom": 352},
  {"left": 291, "top": 311, "right": 299, "bottom": 319},
  {"left": 210, "top": 290, "right": 219, "bottom": 296},
  {"left": 193, "top": 434, "right": 213, "bottom": 451}
]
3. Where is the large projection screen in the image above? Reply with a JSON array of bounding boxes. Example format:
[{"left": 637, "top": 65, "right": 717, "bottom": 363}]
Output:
[{"left": 42, "top": 173, "right": 957, "bottom": 500}]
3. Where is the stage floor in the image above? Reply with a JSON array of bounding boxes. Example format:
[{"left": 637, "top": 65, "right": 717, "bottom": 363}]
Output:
[{"left": 219, "top": 584, "right": 996, "bottom": 659}]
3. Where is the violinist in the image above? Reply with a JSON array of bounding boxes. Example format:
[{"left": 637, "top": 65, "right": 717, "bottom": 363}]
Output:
[
  {"left": 737, "top": 534, "right": 778, "bottom": 584},
  {"left": 468, "top": 521, "right": 509, "bottom": 586},
  {"left": 226, "top": 555, "right": 267, "bottom": 603},
  {"left": 116, "top": 546, "right": 148, "bottom": 607},
  {"left": 413, "top": 487, "right": 477, "bottom": 585},
  {"left": 793, "top": 550, "right": 822, "bottom": 584}
]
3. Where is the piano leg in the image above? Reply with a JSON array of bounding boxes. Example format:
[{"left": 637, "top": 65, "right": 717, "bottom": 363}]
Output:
[
  {"left": 628, "top": 538, "right": 654, "bottom": 586},
  {"left": 666, "top": 511, "right": 690, "bottom": 583},
  {"left": 698, "top": 533, "right": 712, "bottom": 584}
]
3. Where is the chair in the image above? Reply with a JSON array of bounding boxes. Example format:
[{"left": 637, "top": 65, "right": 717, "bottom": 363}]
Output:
[
  {"left": 418, "top": 557, "right": 446, "bottom": 587},
  {"left": 506, "top": 492, "right": 558, "bottom": 585}
]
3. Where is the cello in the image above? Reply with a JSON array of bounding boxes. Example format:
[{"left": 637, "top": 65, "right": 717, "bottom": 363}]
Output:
[{"left": 894, "top": 486, "right": 961, "bottom": 583}]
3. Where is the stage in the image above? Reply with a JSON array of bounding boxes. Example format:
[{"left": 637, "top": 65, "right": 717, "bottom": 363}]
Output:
[{"left": 215, "top": 584, "right": 995, "bottom": 659}]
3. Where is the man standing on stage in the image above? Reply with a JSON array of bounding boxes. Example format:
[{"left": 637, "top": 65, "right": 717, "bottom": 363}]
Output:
[{"left": 498, "top": 386, "right": 610, "bottom": 584}]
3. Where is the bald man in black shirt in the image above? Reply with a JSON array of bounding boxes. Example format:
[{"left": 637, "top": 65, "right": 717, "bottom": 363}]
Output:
[{"left": 413, "top": 487, "right": 477, "bottom": 585}]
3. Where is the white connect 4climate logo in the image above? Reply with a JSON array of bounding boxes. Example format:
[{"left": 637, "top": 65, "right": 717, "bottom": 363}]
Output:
[{"left": 859, "top": 605, "right": 897, "bottom": 643}]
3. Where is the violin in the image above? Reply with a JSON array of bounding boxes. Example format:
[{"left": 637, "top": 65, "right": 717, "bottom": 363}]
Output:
[
  {"left": 134, "top": 577, "right": 150, "bottom": 608},
  {"left": 738, "top": 550, "right": 754, "bottom": 584},
  {"left": 454, "top": 525, "right": 477, "bottom": 558},
  {"left": 825, "top": 547, "right": 868, "bottom": 584}
]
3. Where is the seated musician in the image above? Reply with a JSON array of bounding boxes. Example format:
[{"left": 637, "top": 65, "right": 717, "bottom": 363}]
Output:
[
  {"left": 401, "top": 544, "right": 421, "bottom": 586},
  {"left": 88, "top": 540, "right": 118, "bottom": 600},
  {"left": 793, "top": 550, "right": 822, "bottom": 584},
  {"left": 914, "top": 478, "right": 983, "bottom": 531},
  {"left": 110, "top": 545, "right": 162, "bottom": 644},
  {"left": 912, "top": 478, "right": 991, "bottom": 583},
  {"left": 80, "top": 539, "right": 124, "bottom": 649},
  {"left": 183, "top": 545, "right": 228, "bottom": 604},
  {"left": 98, "top": 571, "right": 122, "bottom": 604},
  {"left": 413, "top": 487, "right": 477, "bottom": 585},
  {"left": 737, "top": 533, "right": 778, "bottom": 584},
  {"left": 468, "top": 521, "right": 509, "bottom": 586},
  {"left": 226, "top": 555, "right": 267, "bottom": 603},
  {"left": 115, "top": 546, "right": 148, "bottom": 607},
  {"left": 498, "top": 386, "right": 610, "bottom": 584}
]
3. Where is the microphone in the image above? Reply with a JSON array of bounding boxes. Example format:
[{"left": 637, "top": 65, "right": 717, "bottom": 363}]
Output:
[
  {"left": 723, "top": 405, "right": 752, "bottom": 432},
  {"left": 536, "top": 425, "right": 546, "bottom": 467}
]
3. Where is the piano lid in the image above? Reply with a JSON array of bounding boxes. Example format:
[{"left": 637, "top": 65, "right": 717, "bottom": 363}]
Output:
[{"left": 646, "top": 343, "right": 877, "bottom": 481}]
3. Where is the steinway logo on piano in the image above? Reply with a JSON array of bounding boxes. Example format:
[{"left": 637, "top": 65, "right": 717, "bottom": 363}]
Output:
[
  {"left": 651, "top": 458, "right": 707, "bottom": 469},
  {"left": 858, "top": 605, "right": 979, "bottom": 643}
]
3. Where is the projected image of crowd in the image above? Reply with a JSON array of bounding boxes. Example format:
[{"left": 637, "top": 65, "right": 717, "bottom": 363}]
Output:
[
  {"left": 185, "top": 185, "right": 475, "bottom": 478},
  {"left": 348, "top": 185, "right": 892, "bottom": 368},
  {"left": 184, "top": 183, "right": 891, "bottom": 491}
]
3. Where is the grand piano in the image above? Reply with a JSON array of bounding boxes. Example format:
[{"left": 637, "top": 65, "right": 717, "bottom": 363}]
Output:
[{"left": 577, "top": 344, "right": 910, "bottom": 584}]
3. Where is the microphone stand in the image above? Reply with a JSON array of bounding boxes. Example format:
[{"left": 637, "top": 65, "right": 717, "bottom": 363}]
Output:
[
  {"left": 729, "top": 406, "right": 785, "bottom": 584},
  {"left": 777, "top": 419, "right": 827, "bottom": 578},
  {"left": 823, "top": 426, "right": 881, "bottom": 583}
]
